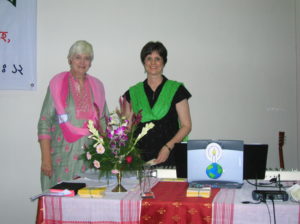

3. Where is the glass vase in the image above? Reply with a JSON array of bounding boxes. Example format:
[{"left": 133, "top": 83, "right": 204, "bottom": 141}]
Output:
[
  {"left": 112, "top": 171, "right": 127, "bottom": 192},
  {"left": 139, "top": 165, "right": 155, "bottom": 198}
]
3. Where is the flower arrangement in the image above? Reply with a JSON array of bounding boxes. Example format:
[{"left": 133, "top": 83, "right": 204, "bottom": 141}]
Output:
[{"left": 82, "top": 109, "right": 154, "bottom": 180}]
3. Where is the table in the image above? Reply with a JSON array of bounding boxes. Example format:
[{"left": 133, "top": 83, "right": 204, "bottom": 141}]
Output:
[
  {"left": 36, "top": 179, "right": 300, "bottom": 224},
  {"left": 211, "top": 181, "right": 300, "bottom": 224},
  {"left": 36, "top": 176, "right": 152, "bottom": 224}
]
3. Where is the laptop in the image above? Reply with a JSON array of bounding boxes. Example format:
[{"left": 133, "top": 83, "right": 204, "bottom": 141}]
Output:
[
  {"left": 243, "top": 144, "right": 268, "bottom": 179},
  {"left": 187, "top": 140, "right": 244, "bottom": 188}
]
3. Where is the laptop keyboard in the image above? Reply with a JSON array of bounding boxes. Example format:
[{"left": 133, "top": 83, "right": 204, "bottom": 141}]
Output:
[{"left": 189, "top": 181, "right": 243, "bottom": 189}]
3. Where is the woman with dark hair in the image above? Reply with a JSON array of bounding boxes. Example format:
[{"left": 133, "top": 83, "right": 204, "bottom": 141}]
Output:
[
  {"left": 38, "top": 40, "right": 108, "bottom": 190},
  {"left": 123, "top": 41, "right": 192, "bottom": 166}
]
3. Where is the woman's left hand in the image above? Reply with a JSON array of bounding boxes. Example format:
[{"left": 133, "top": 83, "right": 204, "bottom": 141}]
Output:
[{"left": 154, "top": 146, "right": 170, "bottom": 164}]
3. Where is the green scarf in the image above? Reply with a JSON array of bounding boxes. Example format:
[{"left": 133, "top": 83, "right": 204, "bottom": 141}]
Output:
[{"left": 129, "top": 80, "right": 182, "bottom": 123}]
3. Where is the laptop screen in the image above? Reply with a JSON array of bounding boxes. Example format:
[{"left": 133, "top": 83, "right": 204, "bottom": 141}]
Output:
[
  {"left": 187, "top": 140, "right": 244, "bottom": 185},
  {"left": 174, "top": 142, "right": 188, "bottom": 178},
  {"left": 243, "top": 144, "right": 268, "bottom": 179}
]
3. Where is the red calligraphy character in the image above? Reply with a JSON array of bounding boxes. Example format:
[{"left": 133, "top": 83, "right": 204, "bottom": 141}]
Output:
[{"left": 0, "top": 31, "right": 11, "bottom": 43}]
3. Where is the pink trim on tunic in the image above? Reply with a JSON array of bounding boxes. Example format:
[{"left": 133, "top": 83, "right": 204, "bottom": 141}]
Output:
[
  {"left": 38, "top": 134, "right": 52, "bottom": 140},
  {"left": 49, "top": 72, "right": 105, "bottom": 143}
]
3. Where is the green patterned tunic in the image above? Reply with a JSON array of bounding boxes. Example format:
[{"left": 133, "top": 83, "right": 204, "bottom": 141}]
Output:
[{"left": 38, "top": 76, "right": 108, "bottom": 191}]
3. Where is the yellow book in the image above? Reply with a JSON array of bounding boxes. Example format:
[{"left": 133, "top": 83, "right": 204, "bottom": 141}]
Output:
[
  {"left": 186, "top": 187, "right": 211, "bottom": 198},
  {"left": 78, "top": 187, "right": 106, "bottom": 198},
  {"left": 160, "top": 178, "right": 187, "bottom": 182}
]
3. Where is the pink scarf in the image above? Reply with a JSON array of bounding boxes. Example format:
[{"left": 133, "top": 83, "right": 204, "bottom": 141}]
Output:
[{"left": 49, "top": 71, "right": 105, "bottom": 143}]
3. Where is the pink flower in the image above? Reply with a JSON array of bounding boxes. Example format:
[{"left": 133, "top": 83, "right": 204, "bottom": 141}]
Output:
[
  {"left": 73, "top": 154, "right": 78, "bottom": 160},
  {"left": 64, "top": 167, "right": 69, "bottom": 173},
  {"left": 57, "top": 136, "right": 61, "bottom": 142},
  {"left": 96, "top": 144, "right": 105, "bottom": 154},
  {"left": 55, "top": 156, "right": 62, "bottom": 165},
  {"left": 86, "top": 152, "right": 92, "bottom": 160},
  {"left": 81, "top": 165, "right": 86, "bottom": 172},
  {"left": 111, "top": 169, "right": 119, "bottom": 174},
  {"left": 93, "top": 160, "right": 100, "bottom": 168},
  {"left": 65, "top": 144, "right": 70, "bottom": 152},
  {"left": 107, "top": 130, "right": 114, "bottom": 139},
  {"left": 41, "top": 116, "right": 47, "bottom": 121},
  {"left": 115, "top": 126, "right": 126, "bottom": 136},
  {"left": 132, "top": 110, "right": 142, "bottom": 125}
]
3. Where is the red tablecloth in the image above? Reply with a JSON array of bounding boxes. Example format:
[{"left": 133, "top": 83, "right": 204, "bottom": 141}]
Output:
[{"left": 140, "top": 182, "right": 219, "bottom": 224}]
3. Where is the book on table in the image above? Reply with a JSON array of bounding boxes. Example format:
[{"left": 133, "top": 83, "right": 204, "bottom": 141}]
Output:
[{"left": 50, "top": 182, "right": 86, "bottom": 197}]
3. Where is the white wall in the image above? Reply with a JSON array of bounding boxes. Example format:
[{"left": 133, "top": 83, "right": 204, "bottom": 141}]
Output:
[
  {"left": 0, "top": 0, "right": 298, "bottom": 223},
  {"left": 297, "top": 0, "right": 300, "bottom": 173}
]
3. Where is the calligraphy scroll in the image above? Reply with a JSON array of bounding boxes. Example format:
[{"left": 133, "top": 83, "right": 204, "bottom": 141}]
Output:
[{"left": 0, "top": 0, "right": 36, "bottom": 90}]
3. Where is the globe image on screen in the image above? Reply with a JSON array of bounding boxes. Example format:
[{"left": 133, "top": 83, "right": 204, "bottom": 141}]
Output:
[{"left": 206, "top": 163, "right": 223, "bottom": 179}]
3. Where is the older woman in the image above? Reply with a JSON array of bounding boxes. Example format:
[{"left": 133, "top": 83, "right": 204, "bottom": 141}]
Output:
[
  {"left": 123, "top": 41, "right": 192, "bottom": 166},
  {"left": 38, "top": 40, "right": 108, "bottom": 191}
]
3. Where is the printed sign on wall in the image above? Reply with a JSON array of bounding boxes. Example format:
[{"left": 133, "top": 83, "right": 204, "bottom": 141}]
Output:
[{"left": 0, "top": 0, "right": 37, "bottom": 90}]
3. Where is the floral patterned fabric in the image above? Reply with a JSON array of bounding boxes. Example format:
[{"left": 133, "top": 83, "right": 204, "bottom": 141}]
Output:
[
  {"left": 38, "top": 74, "right": 108, "bottom": 191},
  {"left": 141, "top": 182, "right": 219, "bottom": 224}
]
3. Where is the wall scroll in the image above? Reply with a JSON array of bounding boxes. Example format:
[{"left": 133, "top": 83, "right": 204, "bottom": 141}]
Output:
[{"left": 0, "top": 0, "right": 36, "bottom": 90}]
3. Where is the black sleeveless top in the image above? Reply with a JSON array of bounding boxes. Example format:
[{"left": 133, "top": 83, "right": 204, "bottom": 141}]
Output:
[{"left": 124, "top": 76, "right": 191, "bottom": 166}]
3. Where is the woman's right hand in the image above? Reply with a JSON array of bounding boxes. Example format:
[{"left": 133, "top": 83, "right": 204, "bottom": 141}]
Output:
[
  {"left": 41, "top": 159, "right": 53, "bottom": 177},
  {"left": 39, "top": 139, "right": 53, "bottom": 177}
]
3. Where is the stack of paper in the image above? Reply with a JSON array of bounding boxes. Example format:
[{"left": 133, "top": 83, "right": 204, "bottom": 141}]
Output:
[
  {"left": 186, "top": 187, "right": 211, "bottom": 198},
  {"left": 78, "top": 187, "right": 107, "bottom": 198}
]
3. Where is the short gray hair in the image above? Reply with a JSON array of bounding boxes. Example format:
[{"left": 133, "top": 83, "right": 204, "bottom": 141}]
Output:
[{"left": 68, "top": 40, "right": 94, "bottom": 61}]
